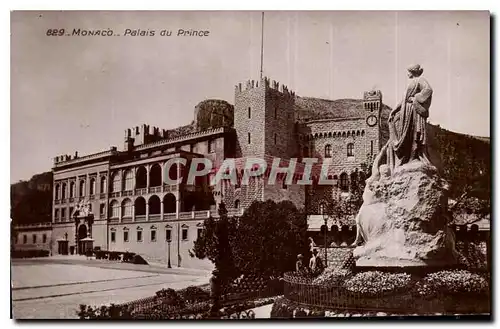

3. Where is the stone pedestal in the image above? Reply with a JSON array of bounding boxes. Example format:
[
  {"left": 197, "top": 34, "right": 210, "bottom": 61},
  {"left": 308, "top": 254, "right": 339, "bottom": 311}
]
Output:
[{"left": 353, "top": 160, "right": 458, "bottom": 267}]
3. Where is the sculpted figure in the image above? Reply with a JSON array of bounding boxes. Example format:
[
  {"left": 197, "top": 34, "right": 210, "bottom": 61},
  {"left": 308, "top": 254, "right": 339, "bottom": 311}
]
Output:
[
  {"left": 371, "top": 64, "right": 434, "bottom": 181},
  {"left": 352, "top": 64, "right": 434, "bottom": 246}
]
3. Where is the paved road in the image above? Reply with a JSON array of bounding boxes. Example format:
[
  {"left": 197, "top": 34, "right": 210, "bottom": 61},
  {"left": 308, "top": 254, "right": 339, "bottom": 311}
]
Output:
[{"left": 11, "top": 257, "right": 210, "bottom": 319}]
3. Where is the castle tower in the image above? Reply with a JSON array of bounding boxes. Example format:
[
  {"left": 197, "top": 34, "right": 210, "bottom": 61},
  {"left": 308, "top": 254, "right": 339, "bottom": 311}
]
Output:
[
  {"left": 233, "top": 77, "right": 296, "bottom": 159},
  {"left": 363, "top": 90, "right": 383, "bottom": 160}
]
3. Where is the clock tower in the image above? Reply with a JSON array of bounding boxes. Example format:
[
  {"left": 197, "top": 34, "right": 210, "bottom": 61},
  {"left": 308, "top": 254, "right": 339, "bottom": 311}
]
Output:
[{"left": 363, "top": 90, "right": 383, "bottom": 161}]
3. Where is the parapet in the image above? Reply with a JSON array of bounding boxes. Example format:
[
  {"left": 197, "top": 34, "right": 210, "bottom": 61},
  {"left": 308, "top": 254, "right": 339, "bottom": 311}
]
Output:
[
  {"left": 53, "top": 154, "right": 72, "bottom": 165},
  {"left": 363, "top": 89, "right": 382, "bottom": 100},
  {"left": 235, "top": 76, "right": 296, "bottom": 99}
]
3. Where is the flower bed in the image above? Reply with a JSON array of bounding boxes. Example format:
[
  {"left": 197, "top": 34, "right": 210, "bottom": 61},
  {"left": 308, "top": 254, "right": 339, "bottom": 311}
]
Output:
[{"left": 281, "top": 269, "right": 490, "bottom": 315}]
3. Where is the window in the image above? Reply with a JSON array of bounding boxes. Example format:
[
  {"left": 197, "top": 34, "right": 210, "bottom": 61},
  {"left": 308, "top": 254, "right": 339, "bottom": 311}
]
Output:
[
  {"left": 100, "top": 204, "right": 105, "bottom": 215},
  {"left": 207, "top": 140, "right": 212, "bottom": 153},
  {"left": 340, "top": 173, "right": 349, "bottom": 191},
  {"left": 111, "top": 231, "right": 116, "bottom": 243},
  {"left": 61, "top": 208, "right": 66, "bottom": 220},
  {"left": 32, "top": 234, "right": 37, "bottom": 244},
  {"left": 55, "top": 209, "right": 60, "bottom": 221},
  {"left": 100, "top": 176, "right": 107, "bottom": 193},
  {"left": 303, "top": 146, "right": 309, "bottom": 158},
  {"left": 42, "top": 234, "right": 47, "bottom": 243},
  {"left": 137, "top": 230, "right": 143, "bottom": 242},
  {"left": 282, "top": 178, "right": 287, "bottom": 190},
  {"left": 248, "top": 133, "right": 251, "bottom": 144},
  {"left": 325, "top": 144, "right": 332, "bottom": 158},
  {"left": 248, "top": 107, "right": 251, "bottom": 119},
  {"left": 274, "top": 133, "right": 277, "bottom": 145},
  {"left": 69, "top": 207, "right": 74, "bottom": 218},
  {"left": 79, "top": 180, "right": 85, "bottom": 196},
  {"left": 55, "top": 184, "right": 60, "bottom": 200},
  {"left": 15, "top": 235, "right": 18, "bottom": 244},
  {"left": 62, "top": 183, "right": 67, "bottom": 199},
  {"left": 70, "top": 182, "right": 75, "bottom": 198},
  {"left": 166, "top": 229, "right": 172, "bottom": 242},
  {"left": 370, "top": 140, "right": 374, "bottom": 155},
  {"left": 234, "top": 200, "right": 240, "bottom": 209},
  {"left": 90, "top": 178, "right": 96, "bottom": 195},
  {"left": 23, "top": 235, "right": 27, "bottom": 244},
  {"left": 151, "top": 230, "right": 157, "bottom": 242},
  {"left": 347, "top": 143, "right": 354, "bottom": 157},
  {"left": 123, "top": 231, "right": 129, "bottom": 242},
  {"left": 182, "top": 228, "right": 188, "bottom": 241}
]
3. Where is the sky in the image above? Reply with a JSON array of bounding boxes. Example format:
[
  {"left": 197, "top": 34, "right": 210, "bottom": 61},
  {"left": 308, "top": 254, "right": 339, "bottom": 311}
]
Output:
[{"left": 10, "top": 11, "right": 490, "bottom": 183}]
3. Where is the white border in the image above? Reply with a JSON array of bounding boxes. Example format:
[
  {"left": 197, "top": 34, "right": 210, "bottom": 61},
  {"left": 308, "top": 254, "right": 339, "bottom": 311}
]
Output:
[{"left": 4, "top": 1, "right": 498, "bottom": 329}]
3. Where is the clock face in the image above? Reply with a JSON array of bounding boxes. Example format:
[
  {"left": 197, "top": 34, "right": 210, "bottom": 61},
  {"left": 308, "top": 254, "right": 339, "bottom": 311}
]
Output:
[{"left": 366, "top": 115, "right": 378, "bottom": 127}]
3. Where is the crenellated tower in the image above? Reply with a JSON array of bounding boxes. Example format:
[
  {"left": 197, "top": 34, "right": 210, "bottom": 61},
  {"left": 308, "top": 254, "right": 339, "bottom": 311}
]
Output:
[{"left": 233, "top": 77, "right": 296, "bottom": 159}]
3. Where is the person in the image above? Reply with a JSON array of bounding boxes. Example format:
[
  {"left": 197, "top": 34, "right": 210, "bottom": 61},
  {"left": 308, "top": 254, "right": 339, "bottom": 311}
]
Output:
[
  {"left": 296, "top": 254, "right": 306, "bottom": 274},
  {"left": 310, "top": 249, "right": 325, "bottom": 276},
  {"left": 308, "top": 237, "right": 316, "bottom": 253}
]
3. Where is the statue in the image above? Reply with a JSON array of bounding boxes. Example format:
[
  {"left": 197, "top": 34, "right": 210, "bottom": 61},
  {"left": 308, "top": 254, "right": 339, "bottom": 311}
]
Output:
[
  {"left": 371, "top": 64, "right": 434, "bottom": 183},
  {"left": 351, "top": 64, "right": 457, "bottom": 267}
]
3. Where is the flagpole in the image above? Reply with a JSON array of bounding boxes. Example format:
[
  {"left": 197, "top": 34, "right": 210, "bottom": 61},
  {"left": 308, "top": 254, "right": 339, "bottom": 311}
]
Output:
[{"left": 260, "top": 12, "right": 264, "bottom": 80}]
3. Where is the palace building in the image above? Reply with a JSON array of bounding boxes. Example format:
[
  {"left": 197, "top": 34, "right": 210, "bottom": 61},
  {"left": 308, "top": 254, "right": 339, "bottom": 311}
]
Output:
[{"left": 48, "top": 76, "right": 387, "bottom": 270}]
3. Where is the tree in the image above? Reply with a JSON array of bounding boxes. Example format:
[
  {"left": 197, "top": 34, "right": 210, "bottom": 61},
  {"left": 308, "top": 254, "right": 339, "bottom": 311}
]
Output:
[
  {"left": 231, "top": 200, "right": 309, "bottom": 276},
  {"left": 192, "top": 202, "right": 239, "bottom": 286}
]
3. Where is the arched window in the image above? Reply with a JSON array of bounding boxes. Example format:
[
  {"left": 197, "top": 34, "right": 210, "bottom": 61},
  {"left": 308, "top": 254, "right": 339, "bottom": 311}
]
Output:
[
  {"left": 121, "top": 198, "right": 133, "bottom": 218},
  {"left": 100, "top": 176, "right": 107, "bottom": 194},
  {"left": 149, "top": 195, "right": 161, "bottom": 215},
  {"left": 136, "top": 166, "right": 147, "bottom": 189},
  {"left": 61, "top": 183, "right": 67, "bottom": 199},
  {"left": 70, "top": 182, "right": 75, "bottom": 198},
  {"left": 150, "top": 164, "right": 162, "bottom": 187},
  {"left": 123, "top": 169, "right": 134, "bottom": 191},
  {"left": 134, "top": 197, "right": 146, "bottom": 216},
  {"left": 347, "top": 143, "right": 354, "bottom": 157},
  {"left": 109, "top": 200, "right": 120, "bottom": 218},
  {"left": 325, "top": 144, "right": 332, "bottom": 158},
  {"left": 111, "top": 172, "right": 120, "bottom": 192},
  {"left": 55, "top": 184, "right": 60, "bottom": 200},
  {"left": 79, "top": 180, "right": 85, "bottom": 197},
  {"left": 163, "top": 194, "right": 176, "bottom": 213},
  {"left": 340, "top": 173, "right": 349, "bottom": 192},
  {"left": 90, "top": 178, "right": 96, "bottom": 195}
]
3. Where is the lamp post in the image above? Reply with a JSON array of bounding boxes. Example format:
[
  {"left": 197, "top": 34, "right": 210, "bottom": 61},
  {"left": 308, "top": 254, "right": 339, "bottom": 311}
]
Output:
[
  {"left": 167, "top": 238, "right": 172, "bottom": 268},
  {"left": 319, "top": 203, "right": 328, "bottom": 267}
]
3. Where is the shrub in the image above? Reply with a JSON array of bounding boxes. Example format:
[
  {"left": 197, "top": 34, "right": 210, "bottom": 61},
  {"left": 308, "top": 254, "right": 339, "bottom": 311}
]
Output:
[
  {"left": 122, "top": 251, "right": 135, "bottom": 263},
  {"left": 155, "top": 288, "right": 185, "bottom": 308},
  {"left": 178, "top": 286, "right": 210, "bottom": 304},
  {"left": 11, "top": 249, "right": 50, "bottom": 258},
  {"left": 343, "top": 271, "right": 412, "bottom": 296}
]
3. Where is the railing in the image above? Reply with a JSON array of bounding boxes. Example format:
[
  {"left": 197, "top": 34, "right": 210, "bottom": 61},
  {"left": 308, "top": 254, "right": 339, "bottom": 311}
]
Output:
[
  {"left": 123, "top": 190, "right": 133, "bottom": 197},
  {"left": 108, "top": 218, "right": 119, "bottom": 224},
  {"left": 178, "top": 212, "right": 192, "bottom": 220},
  {"left": 89, "top": 195, "right": 95, "bottom": 200},
  {"left": 54, "top": 200, "right": 61, "bottom": 205},
  {"left": 163, "top": 185, "right": 177, "bottom": 193},
  {"left": 14, "top": 222, "right": 52, "bottom": 230},
  {"left": 110, "top": 192, "right": 120, "bottom": 198},
  {"left": 282, "top": 271, "right": 490, "bottom": 314},
  {"left": 163, "top": 213, "right": 176, "bottom": 220},
  {"left": 122, "top": 217, "right": 133, "bottom": 223},
  {"left": 99, "top": 193, "right": 106, "bottom": 199},
  {"left": 149, "top": 186, "right": 162, "bottom": 193},
  {"left": 135, "top": 188, "right": 147, "bottom": 196},
  {"left": 194, "top": 210, "right": 209, "bottom": 219},
  {"left": 135, "top": 215, "right": 146, "bottom": 222},
  {"left": 149, "top": 214, "right": 161, "bottom": 221}
]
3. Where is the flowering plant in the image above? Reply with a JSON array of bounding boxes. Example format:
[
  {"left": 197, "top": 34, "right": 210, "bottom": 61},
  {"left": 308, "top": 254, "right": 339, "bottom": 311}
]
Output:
[
  {"left": 343, "top": 271, "right": 412, "bottom": 296},
  {"left": 312, "top": 268, "right": 351, "bottom": 286},
  {"left": 420, "top": 270, "right": 488, "bottom": 295}
]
